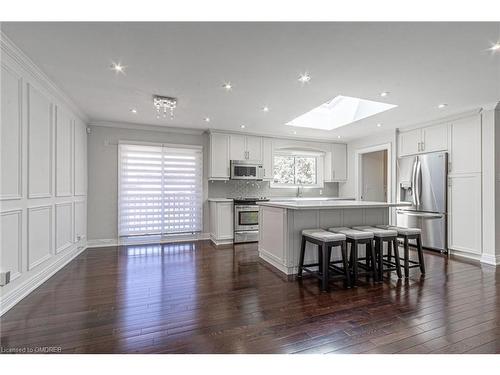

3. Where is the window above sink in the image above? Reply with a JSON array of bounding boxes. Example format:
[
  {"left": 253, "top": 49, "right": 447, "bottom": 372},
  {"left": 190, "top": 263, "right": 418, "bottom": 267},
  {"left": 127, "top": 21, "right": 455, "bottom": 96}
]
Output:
[{"left": 271, "top": 150, "right": 324, "bottom": 188}]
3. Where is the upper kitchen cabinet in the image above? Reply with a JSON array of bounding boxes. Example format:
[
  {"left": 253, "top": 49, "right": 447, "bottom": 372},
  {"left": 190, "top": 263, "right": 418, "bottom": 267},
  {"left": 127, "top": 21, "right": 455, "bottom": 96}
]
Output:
[
  {"left": 208, "top": 132, "right": 230, "bottom": 180},
  {"left": 398, "top": 123, "right": 448, "bottom": 157},
  {"left": 449, "top": 114, "right": 481, "bottom": 175},
  {"left": 262, "top": 138, "right": 273, "bottom": 180},
  {"left": 229, "top": 134, "right": 262, "bottom": 161},
  {"left": 331, "top": 143, "right": 347, "bottom": 181}
]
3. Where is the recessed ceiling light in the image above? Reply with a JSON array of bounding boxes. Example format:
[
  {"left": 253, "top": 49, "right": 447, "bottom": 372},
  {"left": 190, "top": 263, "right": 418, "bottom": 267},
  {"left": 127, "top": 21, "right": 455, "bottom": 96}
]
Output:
[
  {"left": 240, "top": 124, "right": 246, "bottom": 129},
  {"left": 286, "top": 95, "right": 397, "bottom": 131},
  {"left": 293, "top": 131, "right": 297, "bottom": 135},
  {"left": 111, "top": 62, "right": 125, "bottom": 74},
  {"left": 298, "top": 73, "right": 311, "bottom": 83},
  {"left": 380, "top": 92, "right": 389, "bottom": 97},
  {"left": 377, "top": 123, "right": 382, "bottom": 127},
  {"left": 262, "top": 106, "right": 270, "bottom": 112},
  {"left": 489, "top": 42, "right": 500, "bottom": 51},
  {"left": 223, "top": 82, "right": 232, "bottom": 91},
  {"left": 337, "top": 135, "right": 342, "bottom": 139},
  {"left": 204, "top": 117, "right": 211, "bottom": 123},
  {"left": 130, "top": 108, "right": 137, "bottom": 114},
  {"left": 438, "top": 103, "right": 448, "bottom": 109}
]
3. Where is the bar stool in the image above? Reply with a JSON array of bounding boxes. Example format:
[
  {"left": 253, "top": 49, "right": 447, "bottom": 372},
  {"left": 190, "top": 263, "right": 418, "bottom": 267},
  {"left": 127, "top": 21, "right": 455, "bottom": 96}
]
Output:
[
  {"left": 328, "top": 227, "right": 377, "bottom": 286},
  {"left": 297, "top": 229, "right": 349, "bottom": 291},
  {"left": 376, "top": 225, "right": 425, "bottom": 277},
  {"left": 352, "top": 226, "right": 402, "bottom": 280}
]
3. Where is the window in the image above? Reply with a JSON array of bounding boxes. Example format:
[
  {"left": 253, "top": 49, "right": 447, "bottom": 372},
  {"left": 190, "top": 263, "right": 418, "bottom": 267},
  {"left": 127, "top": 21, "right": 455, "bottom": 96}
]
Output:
[
  {"left": 118, "top": 143, "right": 203, "bottom": 237},
  {"left": 272, "top": 154, "right": 319, "bottom": 187}
]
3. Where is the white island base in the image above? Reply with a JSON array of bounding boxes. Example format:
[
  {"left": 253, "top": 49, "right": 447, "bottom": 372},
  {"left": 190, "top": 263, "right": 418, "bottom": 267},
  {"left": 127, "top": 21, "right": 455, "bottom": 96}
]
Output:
[{"left": 257, "top": 201, "right": 409, "bottom": 275}]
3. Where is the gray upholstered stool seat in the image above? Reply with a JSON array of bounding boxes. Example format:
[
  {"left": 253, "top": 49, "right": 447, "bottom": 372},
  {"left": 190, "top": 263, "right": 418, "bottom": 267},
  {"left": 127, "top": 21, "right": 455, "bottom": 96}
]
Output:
[
  {"left": 352, "top": 226, "right": 398, "bottom": 237},
  {"left": 302, "top": 229, "right": 346, "bottom": 242},
  {"left": 328, "top": 227, "right": 373, "bottom": 240},
  {"left": 375, "top": 225, "right": 421, "bottom": 236}
]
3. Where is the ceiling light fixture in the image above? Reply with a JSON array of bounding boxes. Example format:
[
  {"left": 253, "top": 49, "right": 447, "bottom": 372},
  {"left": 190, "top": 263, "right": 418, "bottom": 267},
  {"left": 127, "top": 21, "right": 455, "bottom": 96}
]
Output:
[
  {"left": 489, "top": 42, "right": 500, "bottom": 51},
  {"left": 337, "top": 135, "right": 342, "bottom": 139},
  {"left": 240, "top": 125, "right": 246, "bottom": 129},
  {"left": 298, "top": 73, "right": 311, "bottom": 83},
  {"left": 293, "top": 131, "right": 297, "bottom": 135},
  {"left": 111, "top": 62, "right": 125, "bottom": 74},
  {"left": 153, "top": 95, "right": 177, "bottom": 119},
  {"left": 380, "top": 92, "right": 389, "bottom": 97},
  {"left": 377, "top": 123, "right": 382, "bottom": 127},
  {"left": 438, "top": 103, "right": 448, "bottom": 109},
  {"left": 130, "top": 108, "right": 137, "bottom": 114},
  {"left": 204, "top": 117, "right": 211, "bottom": 123},
  {"left": 262, "top": 106, "right": 270, "bottom": 112},
  {"left": 223, "top": 82, "right": 232, "bottom": 91}
]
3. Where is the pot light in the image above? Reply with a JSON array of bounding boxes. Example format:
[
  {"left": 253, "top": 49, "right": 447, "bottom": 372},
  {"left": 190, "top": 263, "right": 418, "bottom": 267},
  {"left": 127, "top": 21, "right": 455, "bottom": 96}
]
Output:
[
  {"left": 130, "top": 108, "right": 137, "bottom": 114},
  {"left": 298, "top": 73, "right": 311, "bottom": 83},
  {"left": 223, "top": 82, "right": 232, "bottom": 91},
  {"left": 438, "top": 103, "right": 448, "bottom": 109},
  {"left": 380, "top": 92, "right": 389, "bottom": 97},
  {"left": 337, "top": 135, "right": 342, "bottom": 139},
  {"left": 240, "top": 124, "right": 246, "bottom": 129},
  {"left": 262, "top": 106, "right": 270, "bottom": 112},
  {"left": 377, "top": 123, "right": 382, "bottom": 127},
  {"left": 286, "top": 95, "right": 397, "bottom": 131},
  {"left": 293, "top": 131, "right": 297, "bottom": 135},
  {"left": 204, "top": 117, "right": 211, "bottom": 123},
  {"left": 111, "top": 62, "right": 125, "bottom": 74},
  {"left": 489, "top": 42, "right": 500, "bottom": 51}
]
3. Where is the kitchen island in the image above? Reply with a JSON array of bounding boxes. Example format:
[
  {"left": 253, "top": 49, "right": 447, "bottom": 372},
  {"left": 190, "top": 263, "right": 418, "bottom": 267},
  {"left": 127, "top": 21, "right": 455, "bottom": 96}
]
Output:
[{"left": 256, "top": 200, "right": 410, "bottom": 275}]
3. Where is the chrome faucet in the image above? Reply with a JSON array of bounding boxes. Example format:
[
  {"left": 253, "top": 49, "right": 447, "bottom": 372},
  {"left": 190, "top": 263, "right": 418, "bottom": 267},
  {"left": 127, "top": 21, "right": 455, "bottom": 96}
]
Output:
[{"left": 296, "top": 186, "right": 303, "bottom": 198}]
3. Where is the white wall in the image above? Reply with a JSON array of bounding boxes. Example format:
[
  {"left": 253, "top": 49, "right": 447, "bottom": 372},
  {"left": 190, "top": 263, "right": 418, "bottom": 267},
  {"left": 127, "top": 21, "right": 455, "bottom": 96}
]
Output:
[
  {"left": 87, "top": 124, "right": 209, "bottom": 242},
  {"left": 0, "top": 33, "right": 88, "bottom": 315}
]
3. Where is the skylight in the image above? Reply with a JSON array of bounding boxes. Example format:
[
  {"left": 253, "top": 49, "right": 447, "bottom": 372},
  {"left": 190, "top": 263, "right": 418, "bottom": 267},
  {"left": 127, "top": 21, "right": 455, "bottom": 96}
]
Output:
[{"left": 286, "top": 95, "right": 397, "bottom": 130}]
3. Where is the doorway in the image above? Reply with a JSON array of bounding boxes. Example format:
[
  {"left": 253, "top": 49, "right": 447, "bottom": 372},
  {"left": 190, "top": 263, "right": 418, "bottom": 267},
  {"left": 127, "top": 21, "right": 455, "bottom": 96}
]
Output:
[{"left": 360, "top": 150, "right": 388, "bottom": 202}]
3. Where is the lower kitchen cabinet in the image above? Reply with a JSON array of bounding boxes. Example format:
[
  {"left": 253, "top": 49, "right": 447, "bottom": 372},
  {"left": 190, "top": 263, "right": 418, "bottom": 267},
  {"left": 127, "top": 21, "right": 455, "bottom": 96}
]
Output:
[
  {"left": 448, "top": 173, "right": 482, "bottom": 255},
  {"left": 209, "top": 200, "right": 233, "bottom": 245}
]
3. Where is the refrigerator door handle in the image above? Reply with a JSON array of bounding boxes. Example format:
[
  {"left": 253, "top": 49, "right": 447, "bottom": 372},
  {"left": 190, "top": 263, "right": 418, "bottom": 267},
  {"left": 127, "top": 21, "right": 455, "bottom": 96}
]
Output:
[
  {"left": 415, "top": 158, "right": 422, "bottom": 207},
  {"left": 397, "top": 210, "right": 443, "bottom": 219},
  {"left": 411, "top": 158, "right": 418, "bottom": 206}
]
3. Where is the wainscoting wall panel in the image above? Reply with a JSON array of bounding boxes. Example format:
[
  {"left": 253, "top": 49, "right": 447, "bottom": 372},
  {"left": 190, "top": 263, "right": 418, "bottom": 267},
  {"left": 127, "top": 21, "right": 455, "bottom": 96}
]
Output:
[{"left": 0, "top": 32, "right": 88, "bottom": 315}]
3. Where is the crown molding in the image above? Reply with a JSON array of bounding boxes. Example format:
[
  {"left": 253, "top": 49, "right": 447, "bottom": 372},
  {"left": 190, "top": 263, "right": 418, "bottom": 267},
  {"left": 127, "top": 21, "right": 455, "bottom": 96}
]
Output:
[
  {"left": 89, "top": 120, "right": 206, "bottom": 135},
  {"left": 397, "top": 107, "right": 484, "bottom": 133},
  {"left": 0, "top": 31, "right": 89, "bottom": 124}
]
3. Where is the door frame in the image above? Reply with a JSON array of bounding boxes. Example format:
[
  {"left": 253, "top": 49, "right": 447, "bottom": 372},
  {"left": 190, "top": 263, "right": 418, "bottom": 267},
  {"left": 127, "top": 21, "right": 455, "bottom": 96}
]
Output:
[{"left": 354, "top": 142, "right": 392, "bottom": 203}]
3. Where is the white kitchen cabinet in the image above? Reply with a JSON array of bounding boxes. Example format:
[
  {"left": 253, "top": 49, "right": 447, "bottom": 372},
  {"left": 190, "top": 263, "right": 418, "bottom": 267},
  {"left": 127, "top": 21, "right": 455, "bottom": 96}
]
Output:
[
  {"left": 209, "top": 200, "right": 234, "bottom": 245},
  {"left": 448, "top": 174, "right": 482, "bottom": 255},
  {"left": 262, "top": 137, "right": 273, "bottom": 180},
  {"left": 331, "top": 143, "right": 347, "bottom": 181},
  {"left": 398, "top": 124, "right": 448, "bottom": 157},
  {"left": 449, "top": 115, "right": 481, "bottom": 175},
  {"left": 209, "top": 133, "right": 230, "bottom": 180},
  {"left": 229, "top": 134, "right": 262, "bottom": 161}
]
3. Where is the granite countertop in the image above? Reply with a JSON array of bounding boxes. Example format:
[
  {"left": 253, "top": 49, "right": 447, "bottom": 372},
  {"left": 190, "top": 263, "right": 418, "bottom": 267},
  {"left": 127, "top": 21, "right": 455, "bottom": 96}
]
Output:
[
  {"left": 208, "top": 198, "right": 234, "bottom": 202},
  {"left": 257, "top": 200, "right": 411, "bottom": 210}
]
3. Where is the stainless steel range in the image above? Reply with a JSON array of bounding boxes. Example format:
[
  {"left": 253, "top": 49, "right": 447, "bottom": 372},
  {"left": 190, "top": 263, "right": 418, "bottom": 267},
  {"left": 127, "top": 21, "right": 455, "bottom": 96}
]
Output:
[{"left": 233, "top": 197, "right": 269, "bottom": 244}]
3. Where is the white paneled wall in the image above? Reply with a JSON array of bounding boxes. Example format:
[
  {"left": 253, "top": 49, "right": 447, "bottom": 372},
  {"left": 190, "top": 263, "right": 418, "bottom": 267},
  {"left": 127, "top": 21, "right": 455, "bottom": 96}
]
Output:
[{"left": 0, "top": 33, "right": 88, "bottom": 315}]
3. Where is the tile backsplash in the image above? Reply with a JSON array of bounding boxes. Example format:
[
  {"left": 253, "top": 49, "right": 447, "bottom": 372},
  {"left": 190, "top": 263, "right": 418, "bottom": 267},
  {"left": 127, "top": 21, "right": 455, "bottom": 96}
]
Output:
[{"left": 208, "top": 180, "right": 339, "bottom": 198}]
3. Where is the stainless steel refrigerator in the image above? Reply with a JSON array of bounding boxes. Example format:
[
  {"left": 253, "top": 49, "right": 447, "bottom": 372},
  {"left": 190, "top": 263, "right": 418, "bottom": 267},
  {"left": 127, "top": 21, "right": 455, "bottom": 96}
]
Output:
[{"left": 397, "top": 151, "right": 448, "bottom": 252}]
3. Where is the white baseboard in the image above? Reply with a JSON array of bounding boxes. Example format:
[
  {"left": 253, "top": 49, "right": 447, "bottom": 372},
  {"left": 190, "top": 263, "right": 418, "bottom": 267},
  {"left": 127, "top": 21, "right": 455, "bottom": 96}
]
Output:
[
  {"left": 87, "top": 233, "right": 211, "bottom": 248},
  {"left": 480, "top": 253, "right": 500, "bottom": 266},
  {"left": 0, "top": 242, "right": 88, "bottom": 316}
]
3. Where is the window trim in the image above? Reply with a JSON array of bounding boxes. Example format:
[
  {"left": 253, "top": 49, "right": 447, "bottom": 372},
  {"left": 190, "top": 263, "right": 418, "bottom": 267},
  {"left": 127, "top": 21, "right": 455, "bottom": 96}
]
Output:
[{"left": 270, "top": 151, "right": 325, "bottom": 189}]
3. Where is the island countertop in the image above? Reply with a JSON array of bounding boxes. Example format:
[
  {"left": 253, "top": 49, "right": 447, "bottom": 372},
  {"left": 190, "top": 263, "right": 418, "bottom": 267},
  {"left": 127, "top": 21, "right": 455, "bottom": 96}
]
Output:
[{"left": 257, "top": 200, "right": 411, "bottom": 210}]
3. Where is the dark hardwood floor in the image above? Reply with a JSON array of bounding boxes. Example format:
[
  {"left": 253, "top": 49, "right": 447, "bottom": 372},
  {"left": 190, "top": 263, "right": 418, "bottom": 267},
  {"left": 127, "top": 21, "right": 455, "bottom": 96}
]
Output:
[{"left": 1, "top": 240, "right": 499, "bottom": 354}]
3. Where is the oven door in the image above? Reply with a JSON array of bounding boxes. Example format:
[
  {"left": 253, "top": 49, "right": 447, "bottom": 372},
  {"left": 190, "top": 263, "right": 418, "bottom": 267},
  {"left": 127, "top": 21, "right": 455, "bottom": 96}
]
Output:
[{"left": 234, "top": 205, "right": 259, "bottom": 231}]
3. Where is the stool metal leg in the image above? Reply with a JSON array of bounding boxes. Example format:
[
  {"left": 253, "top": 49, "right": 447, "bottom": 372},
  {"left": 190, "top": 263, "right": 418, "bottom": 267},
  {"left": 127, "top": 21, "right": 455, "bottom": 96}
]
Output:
[
  {"left": 416, "top": 235, "right": 426, "bottom": 274},
  {"left": 351, "top": 240, "right": 358, "bottom": 286},
  {"left": 367, "top": 240, "right": 377, "bottom": 281},
  {"left": 403, "top": 236, "right": 410, "bottom": 278},
  {"left": 298, "top": 236, "right": 306, "bottom": 278},
  {"left": 377, "top": 239, "right": 383, "bottom": 281},
  {"left": 321, "top": 244, "right": 329, "bottom": 291}
]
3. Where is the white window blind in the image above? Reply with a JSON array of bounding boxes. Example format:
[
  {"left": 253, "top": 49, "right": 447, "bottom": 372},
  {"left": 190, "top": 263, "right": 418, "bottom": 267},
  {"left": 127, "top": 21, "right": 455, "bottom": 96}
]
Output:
[{"left": 119, "top": 143, "right": 203, "bottom": 237}]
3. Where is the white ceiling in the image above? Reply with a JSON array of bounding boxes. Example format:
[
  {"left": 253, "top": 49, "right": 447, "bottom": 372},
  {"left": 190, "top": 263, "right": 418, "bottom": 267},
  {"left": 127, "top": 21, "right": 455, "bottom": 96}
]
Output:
[{"left": 2, "top": 22, "right": 499, "bottom": 141}]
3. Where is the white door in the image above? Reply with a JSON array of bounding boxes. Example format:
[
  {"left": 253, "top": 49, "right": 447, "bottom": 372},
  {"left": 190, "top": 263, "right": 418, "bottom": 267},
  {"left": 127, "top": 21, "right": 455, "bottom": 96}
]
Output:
[
  {"left": 448, "top": 174, "right": 482, "bottom": 254},
  {"left": 361, "top": 150, "right": 387, "bottom": 201},
  {"left": 229, "top": 134, "right": 246, "bottom": 160},
  {"left": 245, "top": 136, "right": 262, "bottom": 161},
  {"left": 332, "top": 143, "right": 347, "bottom": 181},
  {"left": 210, "top": 133, "right": 230, "bottom": 179},
  {"left": 398, "top": 128, "right": 422, "bottom": 157},
  {"left": 422, "top": 124, "right": 448, "bottom": 153}
]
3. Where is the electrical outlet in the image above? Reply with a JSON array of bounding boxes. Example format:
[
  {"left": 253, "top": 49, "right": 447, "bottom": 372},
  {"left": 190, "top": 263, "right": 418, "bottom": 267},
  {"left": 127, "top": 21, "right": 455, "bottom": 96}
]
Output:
[{"left": 0, "top": 271, "right": 11, "bottom": 286}]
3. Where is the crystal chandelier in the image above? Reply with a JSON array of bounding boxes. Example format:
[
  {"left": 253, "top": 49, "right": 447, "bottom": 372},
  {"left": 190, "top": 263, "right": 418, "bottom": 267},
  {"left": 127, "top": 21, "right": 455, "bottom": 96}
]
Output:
[{"left": 153, "top": 95, "right": 177, "bottom": 120}]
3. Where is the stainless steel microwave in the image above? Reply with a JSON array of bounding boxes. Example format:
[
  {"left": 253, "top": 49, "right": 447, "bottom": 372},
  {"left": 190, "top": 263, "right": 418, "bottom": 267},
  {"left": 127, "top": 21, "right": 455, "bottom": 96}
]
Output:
[{"left": 230, "top": 160, "right": 264, "bottom": 180}]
